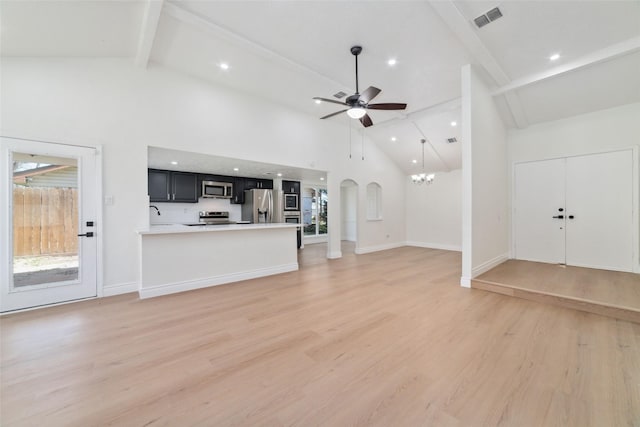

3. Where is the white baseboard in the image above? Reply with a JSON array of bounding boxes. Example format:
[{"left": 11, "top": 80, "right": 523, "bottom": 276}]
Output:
[
  {"left": 405, "top": 241, "right": 462, "bottom": 252},
  {"left": 355, "top": 242, "right": 405, "bottom": 255},
  {"left": 472, "top": 253, "right": 509, "bottom": 277},
  {"left": 327, "top": 251, "right": 342, "bottom": 259},
  {"left": 138, "top": 263, "right": 298, "bottom": 299},
  {"left": 460, "top": 276, "right": 471, "bottom": 288},
  {"left": 103, "top": 281, "right": 138, "bottom": 297}
]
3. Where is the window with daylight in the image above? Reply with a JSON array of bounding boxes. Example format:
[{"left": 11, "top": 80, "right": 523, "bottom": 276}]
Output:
[{"left": 302, "top": 187, "right": 328, "bottom": 236}]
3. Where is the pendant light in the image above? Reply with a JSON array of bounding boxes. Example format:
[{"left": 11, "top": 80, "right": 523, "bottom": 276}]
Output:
[{"left": 411, "top": 139, "right": 435, "bottom": 184}]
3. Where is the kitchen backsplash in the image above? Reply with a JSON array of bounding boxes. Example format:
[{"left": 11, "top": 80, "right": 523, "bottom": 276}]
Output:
[{"left": 149, "top": 199, "right": 242, "bottom": 225}]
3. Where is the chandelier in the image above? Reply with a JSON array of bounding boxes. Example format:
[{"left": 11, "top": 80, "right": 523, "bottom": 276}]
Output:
[{"left": 411, "top": 139, "right": 435, "bottom": 185}]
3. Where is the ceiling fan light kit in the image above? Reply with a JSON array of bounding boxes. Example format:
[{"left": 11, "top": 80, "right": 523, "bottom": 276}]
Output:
[{"left": 313, "top": 45, "right": 407, "bottom": 128}]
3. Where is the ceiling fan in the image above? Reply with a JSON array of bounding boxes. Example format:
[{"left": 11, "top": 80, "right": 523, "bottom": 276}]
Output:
[{"left": 313, "top": 46, "right": 407, "bottom": 128}]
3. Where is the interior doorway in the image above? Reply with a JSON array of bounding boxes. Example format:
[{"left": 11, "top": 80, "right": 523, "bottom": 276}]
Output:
[
  {"left": 340, "top": 179, "right": 358, "bottom": 254},
  {"left": 0, "top": 138, "right": 99, "bottom": 312}
]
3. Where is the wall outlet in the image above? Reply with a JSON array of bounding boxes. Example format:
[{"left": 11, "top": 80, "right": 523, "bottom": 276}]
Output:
[{"left": 104, "top": 196, "right": 114, "bottom": 206}]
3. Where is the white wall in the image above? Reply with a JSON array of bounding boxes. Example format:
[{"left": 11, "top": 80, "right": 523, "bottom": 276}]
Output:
[
  {"left": 1, "top": 58, "right": 407, "bottom": 292},
  {"left": 405, "top": 169, "right": 461, "bottom": 251},
  {"left": 509, "top": 103, "right": 640, "bottom": 162},
  {"left": 461, "top": 65, "right": 509, "bottom": 286}
]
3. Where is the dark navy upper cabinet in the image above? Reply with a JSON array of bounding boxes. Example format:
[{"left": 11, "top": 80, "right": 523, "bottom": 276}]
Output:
[{"left": 148, "top": 169, "right": 198, "bottom": 203}]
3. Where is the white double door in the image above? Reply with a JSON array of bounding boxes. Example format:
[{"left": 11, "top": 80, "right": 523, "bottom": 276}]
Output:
[
  {"left": 514, "top": 149, "right": 634, "bottom": 272},
  {"left": 1, "top": 138, "right": 98, "bottom": 312}
]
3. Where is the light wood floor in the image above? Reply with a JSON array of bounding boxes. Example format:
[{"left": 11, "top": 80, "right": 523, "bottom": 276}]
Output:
[
  {"left": 474, "top": 260, "right": 640, "bottom": 322},
  {"left": 2, "top": 246, "right": 639, "bottom": 426}
]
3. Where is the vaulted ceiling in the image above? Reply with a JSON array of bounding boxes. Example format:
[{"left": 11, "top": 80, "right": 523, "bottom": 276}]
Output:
[{"left": 2, "top": 1, "right": 639, "bottom": 175}]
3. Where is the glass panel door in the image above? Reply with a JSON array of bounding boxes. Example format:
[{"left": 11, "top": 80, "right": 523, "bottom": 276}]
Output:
[{"left": 1, "top": 138, "right": 98, "bottom": 312}]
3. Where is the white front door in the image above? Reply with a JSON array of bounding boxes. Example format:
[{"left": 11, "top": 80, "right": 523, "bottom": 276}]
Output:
[
  {"left": 1, "top": 138, "right": 98, "bottom": 312},
  {"left": 565, "top": 150, "right": 634, "bottom": 272},
  {"left": 514, "top": 150, "right": 635, "bottom": 273},
  {"left": 514, "top": 158, "right": 566, "bottom": 264}
]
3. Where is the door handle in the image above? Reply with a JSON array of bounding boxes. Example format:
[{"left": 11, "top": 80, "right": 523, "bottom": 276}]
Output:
[
  {"left": 78, "top": 232, "right": 94, "bottom": 237},
  {"left": 552, "top": 215, "right": 564, "bottom": 219}
]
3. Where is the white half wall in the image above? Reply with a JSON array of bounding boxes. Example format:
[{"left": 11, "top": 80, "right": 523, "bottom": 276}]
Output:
[
  {"left": 461, "top": 65, "right": 509, "bottom": 286},
  {"left": 405, "top": 169, "right": 461, "bottom": 251},
  {"left": 0, "top": 58, "right": 407, "bottom": 293}
]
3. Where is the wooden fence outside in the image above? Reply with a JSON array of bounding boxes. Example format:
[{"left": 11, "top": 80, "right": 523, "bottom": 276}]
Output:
[{"left": 13, "top": 186, "right": 78, "bottom": 257}]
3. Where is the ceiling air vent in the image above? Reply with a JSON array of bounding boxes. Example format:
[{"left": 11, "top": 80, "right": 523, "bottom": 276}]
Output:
[
  {"left": 474, "top": 15, "right": 490, "bottom": 28},
  {"left": 486, "top": 7, "right": 503, "bottom": 22},
  {"left": 474, "top": 6, "right": 503, "bottom": 28},
  {"left": 333, "top": 91, "right": 347, "bottom": 99},
  {"left": 446, "top": 137, "right": 458, "bottom": 144}
]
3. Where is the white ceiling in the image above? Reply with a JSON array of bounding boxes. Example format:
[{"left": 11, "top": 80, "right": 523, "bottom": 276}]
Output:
[{"left": 2, "top": 0, "right": 639, "bottom": 175}]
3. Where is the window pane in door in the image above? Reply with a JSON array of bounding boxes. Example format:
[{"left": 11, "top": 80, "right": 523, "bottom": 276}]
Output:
[
  {"left": 303, "top": 188, "right": 316, "bottom": 236},
  {"left": 12, "top": 153, "right": 79, "bottom": 288},
  {"left": 318, "top": 188, "right": 328, "bottom": 234}
]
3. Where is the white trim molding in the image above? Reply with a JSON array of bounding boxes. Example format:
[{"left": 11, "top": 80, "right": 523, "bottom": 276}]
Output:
[
  {"left": 460, "top": 276, "right": 471, "bottom": 288},
  {"left": 103, "top": 282, "right": 138, "bottom": 297},
  {"left": 472, "top": 253, "right": 509, "bottom": 278},
  {"left": 139, "top": 263, "right": 298, "bottom": 299}
]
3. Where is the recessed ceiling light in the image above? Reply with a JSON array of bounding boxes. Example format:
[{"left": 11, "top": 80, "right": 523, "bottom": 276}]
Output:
[
  {"left": 549, "top": 53, "right": 560, "bottom": 61},
  {"left": 391, "top": 136, "right": 397, "bottom": 142},
  {"left": 387, "top": 58, "right": 397, "bottom": 66},
  {"left": 277, "top": 173, "right": 282, "bottom": 177},
  {"left": 170, "top": 161, "right": 178, "bottom": 165},
  {"left": 233, "top": 167, "right": 239, "bottom": 171},
  {"left": 412, "top": 159, "right": 417, "bottom": 164},
  {"left": 315, "top": 99, "right": 322, "bottom": 104},
  {"left": 451, "top": 121, "right": 457, "bottom": 127},
  {"left": 320, "top": 177, "right": 324, "bottom": 181},
  {"left": 219, "top": 63, "right": 229, "bottom": 70}
]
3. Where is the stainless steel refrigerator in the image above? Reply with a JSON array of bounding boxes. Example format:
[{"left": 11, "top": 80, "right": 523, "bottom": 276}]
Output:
[{"left": 241, "top": 189, "right": 284, "bottom": 223}]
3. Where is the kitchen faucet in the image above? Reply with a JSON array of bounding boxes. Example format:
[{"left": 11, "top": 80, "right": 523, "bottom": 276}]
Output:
[{"left": 149, "top": 205, "right": 161, "bottom": 216}]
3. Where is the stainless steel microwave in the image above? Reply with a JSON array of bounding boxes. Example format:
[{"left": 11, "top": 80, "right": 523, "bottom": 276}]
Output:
[
  {"left": 284, "top": 193, "right": 299, "bottom": 210},
  {"left": 202, "top": 181, "right": 233, "bottom": 199}
]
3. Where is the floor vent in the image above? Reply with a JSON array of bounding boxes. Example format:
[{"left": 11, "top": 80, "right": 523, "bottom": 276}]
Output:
[{"left": 447, "top": 137, "right": 458, "bottom": 144}]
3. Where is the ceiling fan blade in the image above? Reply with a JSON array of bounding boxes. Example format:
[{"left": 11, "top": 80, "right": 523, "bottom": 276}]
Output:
[
  {"left": 359, "top": 113, "right": 373, "bottom": 127},
  {"left": 313, "top": 97, "right": 348, "bottom": 106},
  {"left": 320, "top": 109, "right": 349, "bottom": 120},
  {"left": 366, "top": 103, "right": 407, "bottom": 110},
  {"left": 359, "top": 86, "right": 381, "bottom": 104}
]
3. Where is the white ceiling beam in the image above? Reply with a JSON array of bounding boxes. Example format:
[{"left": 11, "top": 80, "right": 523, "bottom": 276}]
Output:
[
  {"left": 162, "top": 1, "right": 352, "bottom": 93},
  {"left": 135, "top": 0, "right": 164, "bottom": 68},
  {"left": 492, "top": 36, "right": 640, "bottom": 96},
  {"left": 411, "top": 122, "right": 451, "bottom": 172},
  {"left": 429, "top": 0, "right": 529, "bottom": 128}
]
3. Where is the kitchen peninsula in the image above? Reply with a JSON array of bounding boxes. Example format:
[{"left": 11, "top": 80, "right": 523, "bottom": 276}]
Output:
[{"left": 137, "top": 223, "right": 299, "bottom": 298}]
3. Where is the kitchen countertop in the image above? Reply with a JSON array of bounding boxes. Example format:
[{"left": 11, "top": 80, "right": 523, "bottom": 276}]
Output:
[{"left": 138, "top": 223, "right": 299, "bottom": 235}]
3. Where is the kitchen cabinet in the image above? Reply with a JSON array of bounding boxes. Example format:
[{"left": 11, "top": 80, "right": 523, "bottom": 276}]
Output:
[
  {"left": 244, "top": 178, "right": 273, "bottom": 190},
  {"left": 148, "top": 169, "right": 198, "bottom": 203},
  {"left": 282, "top": 180, "right": 300, "bottom": 195},
  {"left": 231, "top": 177, "right": 246, "bottom": 204}
]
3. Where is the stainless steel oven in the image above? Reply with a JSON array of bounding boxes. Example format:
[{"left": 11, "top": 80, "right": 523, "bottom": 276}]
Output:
[
  {"left": 284, "top": 193, "right": 299, "bottom": 211},
  {"left": 283, "top": 211, "right": 302, "bottom": 249}
]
